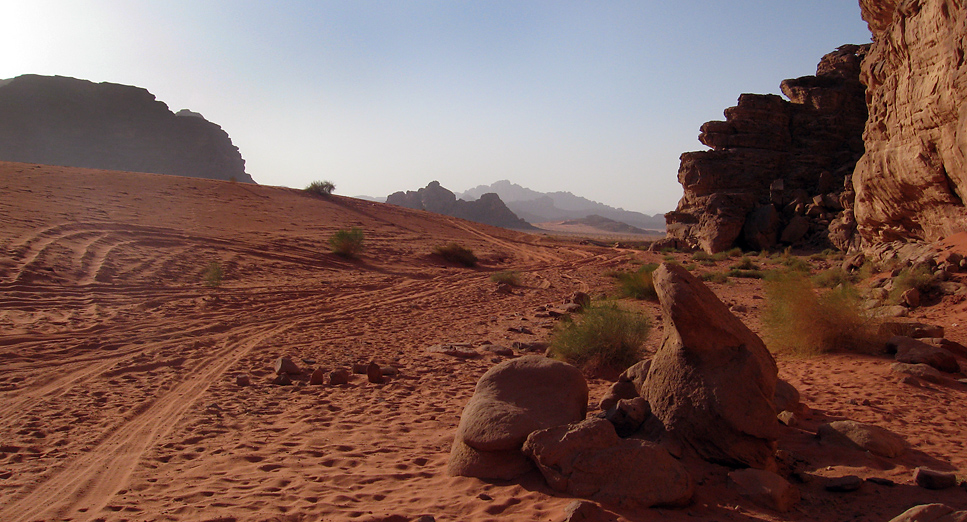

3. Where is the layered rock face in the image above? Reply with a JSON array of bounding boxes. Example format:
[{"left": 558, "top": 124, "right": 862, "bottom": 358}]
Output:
[
  {"left": 849, "top": 0, "right": 967, "bottom": 248},
  {"left": 0, "top": 75, "right": 253, "bottom": 183},
  {"left": 387, "top": 181, "right": 535, "bottom": 230},
  {"left": 665, "top": 46, "right": 869, "bottom": 252}
]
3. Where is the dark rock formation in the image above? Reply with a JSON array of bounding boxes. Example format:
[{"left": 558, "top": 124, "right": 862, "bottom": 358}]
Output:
[
  {"left": 387, "top": 181, "right": 535, "bottom": 230},
  {"left": 848, "top": 1, "right": 967, "bottom": 249},
  {"left": 0, "top": 75, "right": 253, "bottom": 183},
  {"left": 665, "top": 45, "right": 869, "bottom": 252}
]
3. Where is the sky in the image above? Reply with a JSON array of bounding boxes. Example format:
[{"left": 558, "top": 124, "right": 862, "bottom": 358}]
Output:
[{"left": 1, "top": 1, "right": 873, "bottom": 215}]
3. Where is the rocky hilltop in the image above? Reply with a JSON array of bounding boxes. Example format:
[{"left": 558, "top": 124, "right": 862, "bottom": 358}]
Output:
[
  {"left": 460, "top": 180, "right": 665, "bottom": 230},
  {"left": 663, "top": 45, "right": 869, "bottom": 253},
  {"left": 846, "top": 0, "right": 967, "bottom": 250},
  {"left": 387, "top": 181, "right": 536, "bottom": 230},
  {"left": 0, "top": 75, "right": 253, "bottom": 183}
]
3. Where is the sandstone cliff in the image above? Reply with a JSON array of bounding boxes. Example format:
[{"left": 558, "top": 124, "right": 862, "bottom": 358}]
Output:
[
  {"left": 387, "top": 181, "right": 536, "bottom": 230},
  {"left": 0, "top": 75, "right": 253, "bottom": 183},
  {"left": 845, "top": 0, "right": 967, "bottom": 249},
  {"left": 664, "top": 46, "right": 869, "bottom": 253}
]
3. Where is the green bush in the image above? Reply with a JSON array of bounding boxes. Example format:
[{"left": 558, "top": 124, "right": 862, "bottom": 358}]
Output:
[
  {"left": 812, "top": 267, "right": 854, "bottom": 288},
  {"left": 548, "top": 303, "right": 650, "bottom": 377},
  {"left": 731, "top": 257, "right": 759, "bottom": 271},
  {"left": 700, "top": 271, "right": 730, "bottom": 284},
  {"left": 305, "top": 180, "right": 336, "bottom": 196},
  {"left": 433, "top": 243, "right": 478, "bottom": 267},
  {"left": 490, "top": 270, "right": 521, "bottom": 286},
  {"left": 329, "top": 227, "right": 365, "bottom": 258},
  {"left": 762, "top": 272, "right": 883, "bottom": 356},
  {"left": 203, "top": 261, "right": 223, "bottom": 288},
  {"left": 727, "top": 268, "right": 766, "bottom": 279},
  {"left": 888, "top": 265, "right": 935, "bottom": 303},
  {"left": 610, "top": 263, "right": 659, "bottom": 300}
]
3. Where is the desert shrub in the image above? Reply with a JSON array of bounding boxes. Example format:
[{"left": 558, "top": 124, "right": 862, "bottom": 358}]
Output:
[
  {"left": 662, "top": 254, "right": 677, "bottom": 262},
  {"left": 548, "top": 303, "right": 650, "bottom": 377},
  {"left": 762, "top": 272, "right": 883, "bottom": 356},
  {"left": 305, "top": 180, "right": 336, "bottom": 196},
  {"left": 203, "top": 261, "right": 223, "bottom": 288},
  {"left": 692, "top": 251, "right": 712, "bottom": 262},
  {"left": 700, "top": 271, "right": 730, "bottom": 284},
  {"left": 888, "top": 265, "right": 935, "bottom": 303},
  {"left": 433, "top": 243, "right": 478, "bottom": 267},
  {"left": 727, "top": 268, "right": 766, "bottom": 279},
  {"left": 725, "top": 247, "right": 743, "bottom": 258},
  {"left": 329, "top": 227, "right": 365, "bottom": 258},
  {"left": 490, "top": 270, "right": 521, "bottom": 286},
  {"left": 731, "top": 257, "right": 759, "bottom": 271},
  {"left": 610, "top": 263, "right": 659, "bottom": 300},
  {"left": 812, "top": 267, "right": 854, "bottom": 288},
  {"left": 781, "top": 254, "right": 812, "bottom": 273}
]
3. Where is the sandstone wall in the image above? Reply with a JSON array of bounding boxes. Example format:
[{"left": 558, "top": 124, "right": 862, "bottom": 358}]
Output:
[
  {"left": 0, "top": 75, "right": 253, "bottom": 183},
  {"left": 664, "top": 46, "right": 869, "bottom": 253},
  {"left": 850, "top": 0, "right": 967, "bottom": 247}
]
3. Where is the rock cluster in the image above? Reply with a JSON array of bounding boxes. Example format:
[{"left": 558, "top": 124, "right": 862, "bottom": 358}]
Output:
[
  {"left": 663, "top": 45, "right": 869, "bottom": 253},
  {"left": 387, "top": 181, "right": 535, "bottom": 230},
  {"left": 0, "top": 75, "right": 253, "bottom": 183}
]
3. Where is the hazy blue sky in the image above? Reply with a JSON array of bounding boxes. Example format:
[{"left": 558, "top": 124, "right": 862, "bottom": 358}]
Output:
[{"left": 2, "top": 1, "right": 872, "bottom": 214}]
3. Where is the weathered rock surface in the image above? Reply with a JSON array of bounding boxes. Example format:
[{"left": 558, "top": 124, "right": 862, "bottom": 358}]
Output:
[
  {"left": 817, "top": 420, "right": 907, "bottom": 458},
  {"left": 448, "top": 356, "right": 588, "bottom": 480},
  {"left": 522, "top": 417, "right": 694, "bottom": 510},
  {"left": 645, "top": 263, "right": 779, "bottom": 468},
  {"left": 850, "top": 1, "right": 967, "bottom": 248},
  {"left": 889, "top": 504, "right": 967, "bottom": 522},
  {"left": 728, "top": 468, "right": 800, "bottom": 512},
  {"left": 388, "top": 181, "right": 535, "bottom": 230},
  {"left": 888, "top": 336, "right": 961, "bottom": 373},
  {"left": 665, "top": 45, "right": 869, "bottom": 252},
  {"left": 913, "top": 467, "right": 959, "bottom": 490},
  {"left": 0, "top": 75, "right": 253, "bottom": 183}
]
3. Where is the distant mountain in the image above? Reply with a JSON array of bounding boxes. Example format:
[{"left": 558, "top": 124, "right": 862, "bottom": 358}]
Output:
[
  {"left": 0, "top": 74, "right": 253, "bottom": 183},
  {"left": 560, "top": 215, "right": 649, "bottom": 235},
  {"left": 458, "top": 180, "right": 665, "bottom": 230},
  {"left": 387, "top": 181, "right": 536, "bottom": 230}
]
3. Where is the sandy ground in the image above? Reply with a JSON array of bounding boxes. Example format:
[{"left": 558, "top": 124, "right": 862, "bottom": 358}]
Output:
[{"left": 0, "top": 162, "right": 965, "bottom": 522}]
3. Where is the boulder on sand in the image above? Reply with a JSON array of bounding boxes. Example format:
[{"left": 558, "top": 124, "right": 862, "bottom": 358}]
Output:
[
  {"left": 522, "top": 417, "right": 694, "bottom": 510},
  {"left": 448, "top": 356, "right": 588, "bottom": 480},
  {"left": 645, "top": 262, "right": 780, "bottom": 469}
]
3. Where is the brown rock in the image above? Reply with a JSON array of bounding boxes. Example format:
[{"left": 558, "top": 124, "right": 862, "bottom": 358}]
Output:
[
  {"left": 235, "top": 374, "right": 251, "bottom": 387},
  {"left": 271, "top": 372, "right": 292, "bottom": 386},
  {"left": 646, "top": 263, "right": 779, "bottom": 469},
  {"left": 603, "top": 397, "right": 651, "bottom": 437},
  {"left": 817, "top": 420, "right": 906, "bottom": 458},
  {"left": 562, "top": 500, "right": 616, "bottom": 522},
  {"left": 274, "top": 356, "right": 301, "bottom": 375},
  {"left": 914, "top": 467, "right": 959, "bottom": 490},
  {"left": 889, "top": 336, "right": 960, "bottom": 373},
  {"left": 901, "top": 288, "right": 921, "bottom": 308},
  {"left": 308, "top": 368, "right": 326, "bottom": 386},
  {"left": 448, "top": 356, "right": 588, "bottom": 480},
  {"left": 597, "top": 380, "right": 638, "bottom": 411},
  {"left": 619, "top": 359, "right": 651, "bottom": 396},
  {"left": 825, "top": 475, "right": 863, "bottom": 492},
  {"left": 728, "top": 468, "right": 800, "bottom": 512},
  {"left": 888, "top": 504, "right": 967, "bottom": 522},
  {"left": 329, "top": 369, "right": 351, "bottom": 385},
  {"left": 891, "top": 362, "right": 948, "bottom": 385},
  {"left": 773, "top": 379, "right": 801, "bottom": 414},
  {"left": 366, "top": 362, "right": 384, "bottom": 384},
  {"left": 522, "top": 417, "right": 694, "bottom": 510}
]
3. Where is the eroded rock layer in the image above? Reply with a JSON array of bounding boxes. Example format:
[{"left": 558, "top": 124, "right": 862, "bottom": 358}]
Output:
[
  {"left": 664, "top": 45, "right": 869, "bottom": 253},
  {"left": 850, "top": 0, "right": 967, "bottom": 248},
  {"left": 0, "top": 75, "right": 253, "bottom": 183}
]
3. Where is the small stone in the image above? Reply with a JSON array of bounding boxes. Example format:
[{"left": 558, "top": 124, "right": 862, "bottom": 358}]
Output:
[
  {"left": 235, "top": 374, "right": 251, "bottom": 386},
  {"left": 352, "top": 363, "right": 369, "bottom": 374},
  {"left": 274, "top": 356, "right": 301, "bottom": 375},
  {"left": 308, "top": 368, "right": 326, "bottom": 385},
  {"left": 563, "top": 500, "right": 613, "bottom": 522},
  {"left": 380, "top": 366, "right": 399, "bottom": 376},
  {"left": 329, "top": 369, "right": 350, "bottom": 385},
  {"left": 913, "top": 467, "right": 958, "bottom": 490},
  {"left": 825, "top": 475, "right": 862, "bottom": 492},
  {"left": 367, "top": 362, "right": 384, "bottom": 384},
  {"left": 867, "top": 477, "right": 896, "bottom": 487},
  {"left": 901, "top": 288, "right": 920, "bottom": 308},
  {"left": 477, "top": 493, "right": 493, "bottom": 501},
  {"left": 777, "top": 411, "right": 798, "bottom": 427}
]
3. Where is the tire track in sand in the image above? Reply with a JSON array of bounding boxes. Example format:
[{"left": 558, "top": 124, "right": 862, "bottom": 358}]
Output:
[{"left": 0, "top": 322, "right": 294, "bottom": 522}]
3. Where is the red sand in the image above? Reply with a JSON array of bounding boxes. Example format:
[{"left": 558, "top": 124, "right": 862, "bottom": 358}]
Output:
[{"left": 1, "top": 162, "right": 965, "bottom": 522}]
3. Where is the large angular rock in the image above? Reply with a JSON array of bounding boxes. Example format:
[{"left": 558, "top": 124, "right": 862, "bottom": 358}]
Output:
[
  {"left": 888, "top": 504, "right": 967, "bottom": 522},
  {"left": 522, "top": 418, "right": 693, "bottom": 510},
  {"left": 645, "top": 263, "right": 779, "bottom": 468},
  {"left": 448, "top": 356, "right": 588, "bottom": 480},
  {"left": 888, "top": 336, "right": 961, "bottom": 373}
]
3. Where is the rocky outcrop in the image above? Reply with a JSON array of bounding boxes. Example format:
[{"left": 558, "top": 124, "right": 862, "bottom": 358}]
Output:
[
  {"left": 646, "top": 263, "right": 780, "bottom": 468},
  {"left": 0, "top": 75, "right": 253, "bottom": 183},
  {"left": 665, "top": 45, "right": 869, "bottom": 252},
  {"left": 387, "top": 181, "right": 535, "bottom": 230},
  {"left": 848, "top": 1, "right": 967, "bottom": 249},
  {"left": 448, "top": 356, "right": 588, "bottom": 480}
]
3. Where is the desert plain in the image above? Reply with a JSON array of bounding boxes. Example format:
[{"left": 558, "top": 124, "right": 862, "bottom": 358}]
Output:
[{"left": 1, "top": 161, "right": 966, "bottom": 522}]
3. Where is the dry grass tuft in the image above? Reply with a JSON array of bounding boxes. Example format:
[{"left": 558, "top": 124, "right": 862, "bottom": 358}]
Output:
[
  {"left": 433, "top": 243, "right": 478, "bottom": 267},
  {"left": 548, "top": 303, "right": 650, "bottom": 377}
]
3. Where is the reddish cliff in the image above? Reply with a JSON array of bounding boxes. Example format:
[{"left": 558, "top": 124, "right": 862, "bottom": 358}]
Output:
[
  {"left": 664, "top": 46, "right": 869, "bottom": 253},
  {"left": 847, "top": 0, "right": 967, "bottom": 249}
]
